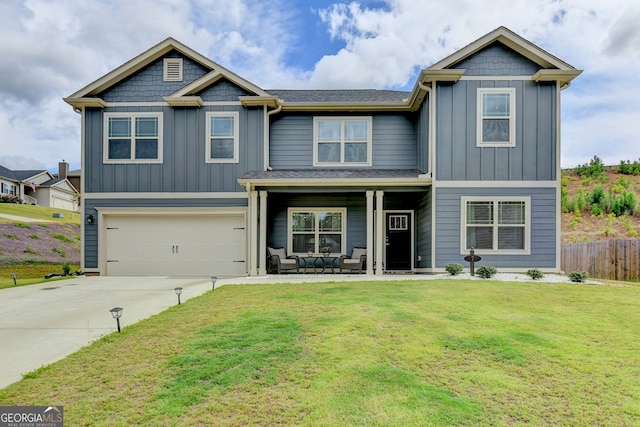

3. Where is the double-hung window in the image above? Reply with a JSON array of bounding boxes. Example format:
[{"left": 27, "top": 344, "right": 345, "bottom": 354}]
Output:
[
  {"left": 462, "top": 197, "right": 530, "bottom": 254},
  {"left": 104, "top": 113, "right": 162, "bottom": 163},
  {"left": 289, "top": 208, "right": 346, "bottom": 255},
  {"left": 314, "top": 117, "right": 371, "bottom": 166},
  {"left": 477, "top": 88, "right": 516, "bottom": 147},
  {"left": 206, "top": 112, "right": 239, "bottom": 163}
]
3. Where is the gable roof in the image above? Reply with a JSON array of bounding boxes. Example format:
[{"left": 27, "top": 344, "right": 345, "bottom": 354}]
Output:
[
  {"left": 64, "top": 37, "right": 271, "bottom": 109},
  {"left": 420, "top": 26, "right": 582, "bottom": 85},
  {"left": 0, "top": 165, "right": 49, "bottom": 183}
]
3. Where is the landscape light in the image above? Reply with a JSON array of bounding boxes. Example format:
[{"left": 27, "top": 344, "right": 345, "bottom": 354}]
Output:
[
  {"left": 109, "top": 307, "right": 123, "bottom": 333},
  {"left": 11, "top": 273, "right": 17, "bottom": 285},
  {"left": 174, "top": 287, "right": 183, "bottom": 305},
  {"left": 211, "top": 276, "right": 217, "bottom": 290}
]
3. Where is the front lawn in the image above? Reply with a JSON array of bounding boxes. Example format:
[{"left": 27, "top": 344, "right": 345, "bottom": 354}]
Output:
[{"left": 1, "top": 279, "right": 638, "bottom": 426}]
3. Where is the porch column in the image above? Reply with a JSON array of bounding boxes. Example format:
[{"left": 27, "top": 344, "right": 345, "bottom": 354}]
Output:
[
  {"left": 249, "top": 190, "right": 259, "bottom": 276},
  {"left": 366, "top": 191, "right": 374, "bottom": 275},
  {"left": 375, "top": 190, "right": 384, "bottom": 275},
  {"left": 259, "top": 191, "right": 268, "bottom": 275}
]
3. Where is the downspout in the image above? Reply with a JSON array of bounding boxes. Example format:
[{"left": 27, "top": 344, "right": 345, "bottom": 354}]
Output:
[
  {"left": 265, "top": 100, "right": 283, "bottom": 171},
  {"left": 419, "top": 80, "right": 438, "bottom": 272}
]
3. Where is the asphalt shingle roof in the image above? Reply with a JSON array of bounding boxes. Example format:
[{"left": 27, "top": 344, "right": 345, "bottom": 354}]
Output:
[{"left": 267, "top": 89, "right": 410, "bottom": 103}]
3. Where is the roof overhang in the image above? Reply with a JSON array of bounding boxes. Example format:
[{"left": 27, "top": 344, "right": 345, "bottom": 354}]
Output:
[
  {"left": 239, "top": 176, "right": 432, "bottom": 188},
  {"left": 163, "top": 96, "right": 204, "bottom": 107},
  {"left": 62, "top": 97, "right": 107, "bottom": 110},
  {"left": 239, "top": 95, "right": 280, "bottom": 108},
  {"left": 532, "top": 69, "right": 583, "bottom": 88}
]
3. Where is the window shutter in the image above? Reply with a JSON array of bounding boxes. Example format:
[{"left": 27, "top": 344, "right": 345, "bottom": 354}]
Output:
[{"left": 164, "top": 58, "right": 183, "bottom": 82}]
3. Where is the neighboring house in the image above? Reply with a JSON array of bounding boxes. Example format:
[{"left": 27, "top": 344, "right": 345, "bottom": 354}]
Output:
[
  {"left": 0, "top": 164, "right": 79, "bottom": 211},
  {"left": 64, "top": 26, "right": 581, "bottom": 277}
]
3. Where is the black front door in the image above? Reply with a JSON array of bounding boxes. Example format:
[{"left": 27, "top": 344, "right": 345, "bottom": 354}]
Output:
[{"left": 385, "top": 212, "right": 412, "bottom": 270}]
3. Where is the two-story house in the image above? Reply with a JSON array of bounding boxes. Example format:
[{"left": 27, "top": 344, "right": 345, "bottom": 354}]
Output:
[{"left": 64, "top": 26, "right": 581, "bottom": 277}]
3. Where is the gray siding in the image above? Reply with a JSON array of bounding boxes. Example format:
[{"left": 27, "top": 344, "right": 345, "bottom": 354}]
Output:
[
  {"left": 100, "top": 53, "right": 210, "bottom": 102},
  {"left": 453, "top": 43, "right": 540, "bottom": 76},
  {"left": 84, "top": 103, "right": 264, "bottom": 193},
  {"left": 83, "top": 197, "right": 248, "bottom": 268},
  {"left": 433, "top": 187, "right": 557, "bottom": 269},
  {"left": 197, "top": 78, "right": 252, "bottom": 101},
  {"left": 416, "top": 99, "right": 430, "bottom": 173},
  {"left": 416, "top": 189, "right": 432, "bottom": 268},
  {"left": 269, "top": 113, "right": 417, "bottom": 169},
  {"left": 435, "top": 80, "right": 557, "bottom": 181}
]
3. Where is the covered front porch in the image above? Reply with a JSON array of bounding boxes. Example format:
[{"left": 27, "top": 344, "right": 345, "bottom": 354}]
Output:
[{"left": 239, "top": 169, "right": 432, "bottom": 276}]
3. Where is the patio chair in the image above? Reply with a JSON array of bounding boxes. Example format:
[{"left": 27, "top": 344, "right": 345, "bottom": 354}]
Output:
[
  {"left": 267, "top": 247, "right": 300, "bottom": 274},
  {"left": 340, "top": 247, "right": 367, "bottom": 273}
]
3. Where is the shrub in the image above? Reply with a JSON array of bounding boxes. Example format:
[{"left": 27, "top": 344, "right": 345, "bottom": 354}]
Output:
[
  {"left": 588, "top": 185, "right": 605, "bottom": 206},
  {"left": 29, "top": 234, "right": 39, "bottom": 240},
  {"left": 4, "top": 233, "right": 17, "bottom": 240},
  {"left": 13, "top": 221, "right": 32, "bottom": 229},
  {"left": 52, "top": 248, "right": 66, "bottom": 258},
  {"left": 23, "top": 248, "right": 37, "bottom": 255},
  {"left": 52, "top": 233, "right": 74, "bottom": 243},
  {"left": 526, "top": 268, "right": 544, "bottom": 280},
  {"left": 62, "top": 263, "right": 71, "bottom": 275},
  {"left": 568, "top": 271, "right": 588, "bottom": 283},
  {"left": 575, "top": 155, "right": 605, "bottom": 177},
  {"left": 444, "top": 262, "right": 464, "bottom": 275},
  {"left": 590, "top": 204, "right": 603, "bottom": 217},
  {"left": 475, "top": 265, "right": 497, "bottom": 279},
  {"left": 617, "top": 159, "right": 640, "bottom": 175}
]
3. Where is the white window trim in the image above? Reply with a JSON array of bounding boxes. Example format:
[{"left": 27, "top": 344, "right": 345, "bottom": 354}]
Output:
[
  {"left": 476, "top": 87, "right": 516, "bottom": 147},
  {"left": 288, "top": 207, "right": 347, "bottom": 256},
  {"left": 206, "top": 111, "right": 240, "bottom": 164},
  {"left": 460, "top": 196, "right": 531, "bottom": 255},
  {"left": 163, "top": 58, "right": 183, "bottom": 82},
  {"left": 103, "top": 112, "right": 163, "bottom": 164},
  {"left": 313, "top": 116, "right": 372, "bottom": 166}
]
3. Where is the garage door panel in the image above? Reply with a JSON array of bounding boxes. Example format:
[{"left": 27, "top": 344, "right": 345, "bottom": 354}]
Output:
[{"left": 104, "top": 214, "right": 246, "bottom": 276}]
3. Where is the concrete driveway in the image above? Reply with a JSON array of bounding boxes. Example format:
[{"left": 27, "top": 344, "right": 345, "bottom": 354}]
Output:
[{"left": 0, "top": 275, "right": 215, "bottom": 389}]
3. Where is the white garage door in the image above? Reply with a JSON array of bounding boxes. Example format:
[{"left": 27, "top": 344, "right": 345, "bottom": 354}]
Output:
[{"left": 104, "top": 214, "right": 246, "bottom": 276}]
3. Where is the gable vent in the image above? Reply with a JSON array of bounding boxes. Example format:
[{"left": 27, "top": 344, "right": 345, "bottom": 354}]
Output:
[{"left": 164, "top": 58, "right": 183, "bottom": 82}]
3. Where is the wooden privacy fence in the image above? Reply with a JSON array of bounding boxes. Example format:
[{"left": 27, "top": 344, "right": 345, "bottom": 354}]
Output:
[{"left": 561, "top": 240, "right": 640, "bottom": 281}]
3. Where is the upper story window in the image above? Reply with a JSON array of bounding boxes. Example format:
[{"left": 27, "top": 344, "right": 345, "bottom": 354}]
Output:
[
  {"left": 314, "top": 117, "right": 372, "bottom": 166},
  {"left": 477, "top": 88, "right": 516, "bottom": 147},
  {"left": 163, "top": 58, "right": 183, "bottom": 82},
  {"left": 461, "top": 197, "right": 530, "bottom": 254},
  {"left": 104, "top": 113, "right": 162, "bottom": 163},
  {"left": 206, "top": 112, "right": 239, "bottom": 163}
]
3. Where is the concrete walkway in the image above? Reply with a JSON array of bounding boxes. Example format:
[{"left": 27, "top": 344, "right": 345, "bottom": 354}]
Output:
[{"left": 0, "top": 276, "right": 215, "bottom": 389}]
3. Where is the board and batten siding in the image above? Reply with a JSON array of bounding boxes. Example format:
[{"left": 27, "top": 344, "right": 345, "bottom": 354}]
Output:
[
  {"left": 416, "top": 190, "right": 432, "bottom": 269},
  {"left": 269, "top": 113, "right": 417, "bottom": 169},
  {"left": 84, "top": 105, "right": 264, "bottom": 193},
  {"left": 435, "top": 80, "right": 557, "bottom": 182},
  {"left": 433, "top": 186, "right": 557, "bottom": 269},
  {"left": 83, "top": 197, "right": 248, "bottom": 269}
]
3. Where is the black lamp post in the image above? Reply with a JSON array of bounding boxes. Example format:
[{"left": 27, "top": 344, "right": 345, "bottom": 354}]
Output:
[
  {"left": 109, "top": 307, "right": 123, "bottom": 333},
  {"left": 211, "top": 276, "right": 217, "bottom": 290},
  {"left": 174, "top": 287, "right": 183, "bottom": 305},
  {"left": 11, "top": 273, "right": 17, "bottom": 285}
]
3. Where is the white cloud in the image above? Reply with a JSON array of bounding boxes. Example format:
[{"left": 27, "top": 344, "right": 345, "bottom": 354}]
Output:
[{"left": 0, "top": 0, "right": 638, "bottom": 170}]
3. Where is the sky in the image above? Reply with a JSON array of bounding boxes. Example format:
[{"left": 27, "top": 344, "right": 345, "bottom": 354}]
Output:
[{"left": 0, "top": 0, "right": 639, "bottom": 173}]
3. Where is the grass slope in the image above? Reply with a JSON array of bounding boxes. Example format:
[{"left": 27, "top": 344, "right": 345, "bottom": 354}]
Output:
[
  {"left": 562, "top": 169, "right": 640, "bottom": 243},
  {"left": 1, "top": 280, "right": 638, "bottom": 426}
]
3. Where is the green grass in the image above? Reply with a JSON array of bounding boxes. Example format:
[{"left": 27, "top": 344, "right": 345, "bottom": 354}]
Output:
[
  {"left": 0, "top": 264, "right": 80, "bottom": 289},
  {"left": 1, "top": 280, "right": 639, "bottom": 426},
  {"left": 0, "top": 204, "right": 80, "bottom": 224}
]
